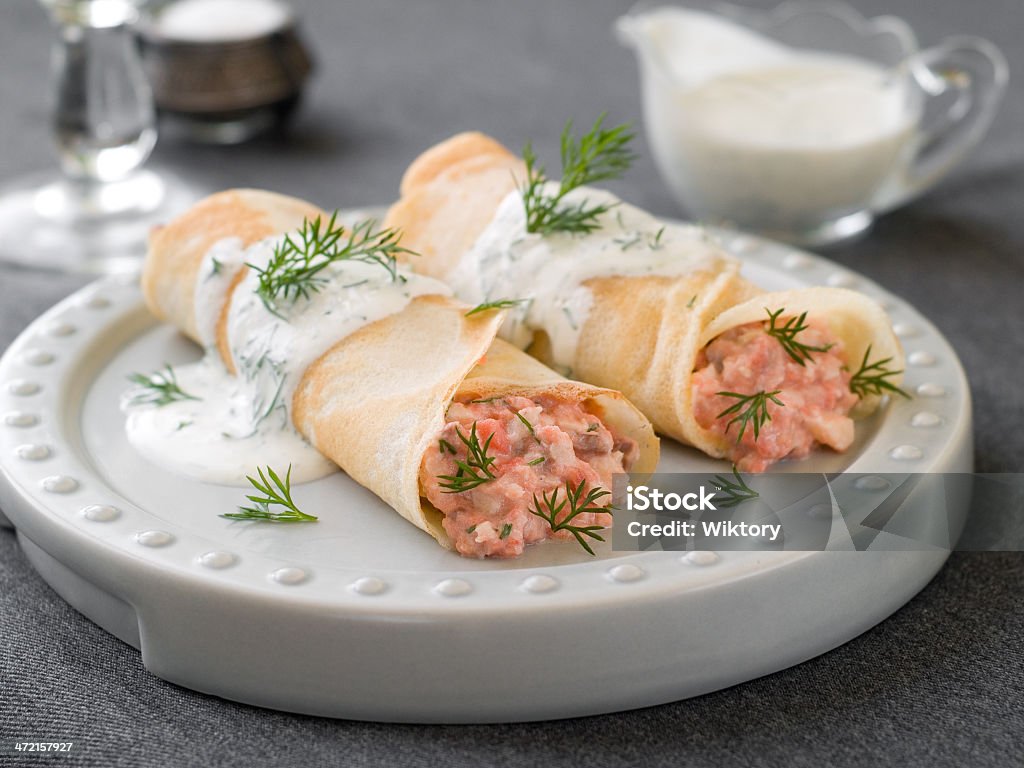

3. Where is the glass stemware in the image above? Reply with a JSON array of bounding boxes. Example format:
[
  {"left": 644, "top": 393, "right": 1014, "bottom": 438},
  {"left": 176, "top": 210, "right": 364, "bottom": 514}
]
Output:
[{"left": 0, "top": 0, "right": 201, "bottom": 273}]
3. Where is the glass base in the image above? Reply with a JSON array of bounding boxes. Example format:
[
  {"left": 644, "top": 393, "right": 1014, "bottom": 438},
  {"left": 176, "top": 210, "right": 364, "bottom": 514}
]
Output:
[
  {"left": 751, "top": 210, "right": 875, "bottom": 249},
  {"left": 0, "top": 169, "right": 203, "bottom": 274}
]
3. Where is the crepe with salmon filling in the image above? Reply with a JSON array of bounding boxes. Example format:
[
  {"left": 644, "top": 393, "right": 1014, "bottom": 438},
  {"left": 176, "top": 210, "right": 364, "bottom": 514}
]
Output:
[
  {"left": 141, "top": 189, "right": 659, "bottom": 557},
  {"left": 383, "top": 133, "right": 904, "bottom": 471}
]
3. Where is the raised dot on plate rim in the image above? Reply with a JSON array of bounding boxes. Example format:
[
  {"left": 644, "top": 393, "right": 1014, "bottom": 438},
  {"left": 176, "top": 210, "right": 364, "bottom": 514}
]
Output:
[
  {"left": 136, "top": 529, "right": 174, "bottom": 547},
  {"left": 8, "top": 380, "right": 40, "bottom": 396},
  {"left": 81, "top": 504, "right": 120, "bottom": 522},
  {"left": 45, "top": 322, "right": 76, "bottom": 337},
  {"left": 4, "top": 412, "right": 39, "bottom": 427},
  {"left": 198, "top": 551, "right": 237, "bottom": 570},
  {"left": 272, "top": 566, "right": 308, "bottom": 585},
  {"left": 520, "top": 574, "right": 559, "bottom": 594},
  {"left": 682, "top": 550, "right": 720, "bottom": 566},
  {"left": 85, "top": 295, "right": 110, "bottom": 309},
  {"left": 350, "top": 576, "right": 387, "bottom": 596},
  {"left": 908, "top": 351, "right": 936, "bottom": 367},
  {"left": 22, "top": 350, "right": 54, "bottom": 366},
  {"left": 827, "top": 272, "right": 856, "bottom": 287},
  {"left": 893, "top": 323, "right": 919, "bottom": 338},
  {"left": 16, "top": 443, "right": 50, "bottom": 461},
  {"left": 890, "top": 444, "right": 924, "bottom": 461},
  {"left": 783, "top": 253, "right": 811, "bottom": 269},
  {"left": 854, "top": 475, "right": 890, "bottom": 491},
  {"left": 911, "top": 411, "right": 943, "bottom": 428},
  {"left": 434, "top": 578, "right": 473, "bottom": 597},
  {"left": 806, "top": 503, "right": 835, "bottom": 520},
  {"left": 41, "top": 475, "right": 77, "bottom": 494},
  {"left": 607, "top": 563, "right": 645, "bottom": 583},
  {"left": 916, "top": 383, "right": 946, "bottom": 397}
]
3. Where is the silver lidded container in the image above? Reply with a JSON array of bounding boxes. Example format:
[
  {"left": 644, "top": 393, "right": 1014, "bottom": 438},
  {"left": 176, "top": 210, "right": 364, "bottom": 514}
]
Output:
[{"left": 138, "top": 0, "right": 313, "bottom": 144}]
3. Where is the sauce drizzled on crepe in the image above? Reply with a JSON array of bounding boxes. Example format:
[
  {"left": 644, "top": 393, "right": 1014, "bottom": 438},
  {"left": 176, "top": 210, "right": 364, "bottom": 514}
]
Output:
[
  {"left": 121, "top": 238, "right": 451, "bottom": 485},
  {"left": 448, "top": 182, "right": 732, "bottom": 373}
]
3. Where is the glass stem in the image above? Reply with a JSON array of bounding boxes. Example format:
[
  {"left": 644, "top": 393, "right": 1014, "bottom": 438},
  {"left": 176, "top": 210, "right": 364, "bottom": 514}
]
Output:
[{"left": 48, "top": 1, "right": 156, "bottom": 184}]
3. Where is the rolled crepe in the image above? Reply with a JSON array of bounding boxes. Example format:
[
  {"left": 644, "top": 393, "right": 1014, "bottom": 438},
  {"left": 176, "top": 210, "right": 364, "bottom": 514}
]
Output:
[
  {"left": 144, "top": 188, "right": 324, "bottom": 348},
  {"left": 383, "top": 133, "right": 903, "bottom": 469},
  {"left": 141, "top": 190, "right": 659, "bottom": 554}
]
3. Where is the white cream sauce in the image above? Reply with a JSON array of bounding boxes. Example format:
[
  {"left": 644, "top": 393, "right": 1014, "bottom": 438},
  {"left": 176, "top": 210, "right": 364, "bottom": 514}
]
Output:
[
  {"left": 123, "top": 238, "right": 452, "bottom": 485},
  {"left": 623, "top": 7, "right": 920, "bottom": 228},
  {"left": 193, "top": 236, "right": 246, "bottom": 348},
  {"left": 447, "top": 182, "right": 733, "bottom": 373}
]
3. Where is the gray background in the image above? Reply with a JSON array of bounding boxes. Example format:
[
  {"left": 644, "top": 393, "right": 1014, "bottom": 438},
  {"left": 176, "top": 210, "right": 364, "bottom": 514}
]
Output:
[{"left": 1, "top": 0, "right": 1022, "bottom": 765}]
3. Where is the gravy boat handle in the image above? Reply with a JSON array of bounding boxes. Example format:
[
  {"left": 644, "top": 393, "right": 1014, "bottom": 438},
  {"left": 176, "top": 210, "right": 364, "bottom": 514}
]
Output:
[{"left": 873, "top": 36, "right": 1008, "bottom": 213}]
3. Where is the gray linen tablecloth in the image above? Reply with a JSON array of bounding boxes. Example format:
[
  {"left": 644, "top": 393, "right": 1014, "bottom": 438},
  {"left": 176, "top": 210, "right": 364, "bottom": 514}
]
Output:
[{"left": 1, "top": 0, "right": 1022, "bottom": 765}]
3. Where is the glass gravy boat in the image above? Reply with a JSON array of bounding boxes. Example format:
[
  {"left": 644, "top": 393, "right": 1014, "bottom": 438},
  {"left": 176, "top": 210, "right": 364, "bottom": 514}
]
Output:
[{"left": 617, "top": 1, "right": 1007, "bottom": 246}]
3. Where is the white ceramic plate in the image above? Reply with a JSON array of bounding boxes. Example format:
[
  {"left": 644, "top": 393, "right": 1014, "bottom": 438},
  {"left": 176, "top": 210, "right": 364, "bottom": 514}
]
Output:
[{"left": 0, "top": 225, "right": 972, "bottom": 723}]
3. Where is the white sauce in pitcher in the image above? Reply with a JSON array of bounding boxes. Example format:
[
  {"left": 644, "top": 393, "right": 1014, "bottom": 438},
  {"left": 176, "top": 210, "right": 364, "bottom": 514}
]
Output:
[
  {"left": 123, "top": 238, "right": 451, "bottom": 485},
  {"left": 448, "top": 182, "right": 733, "bottom": 372},
  {"left": 625, "top": 7, "right": 921, "bottom": 228}
]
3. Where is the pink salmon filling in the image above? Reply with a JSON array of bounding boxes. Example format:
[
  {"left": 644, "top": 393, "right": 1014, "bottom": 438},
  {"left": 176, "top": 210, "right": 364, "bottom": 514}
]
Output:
[
  {"left": 692, "top": 322, "right": 858, "bottom": 472},
  {"left": 420, "top": 395, "right": 638, "bottom": 558}
]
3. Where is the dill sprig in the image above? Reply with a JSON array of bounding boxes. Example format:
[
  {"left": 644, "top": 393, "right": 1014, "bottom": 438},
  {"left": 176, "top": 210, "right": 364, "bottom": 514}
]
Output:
[
  {"left": 437, "top": 422, "right": 498, "bottom": 493},
  {"left": 520, "top": 114, "right": 635, "bottom": 236},
  {"left": 849, "top": 345, "right": 911, "bottom": 400},
  {"left": 529, "top": 480, "right": 612, "bottom": 556},
  {"left": 249, "top": 214, "right": 414, "bottom": 315},
  {"left": 764, "top": 307, "right": 834, "bottom": 366},
  {"left": 221, "top": 465, "right": 318, "bottom": 523},
  {"left": 710, "top": 465, "right": 759, "bottom": 508},
  {"left": 464, "top": 298, "right": 528, "bottom": 317},
  {"left": 126, "top": 364, "right": 200, "bottom": 407},
  {"left": 716, "top": 390, "right": 784, "bottom": 443},
  {"left": 515, "top": 411, "right": 538, "bottom": 440}
]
